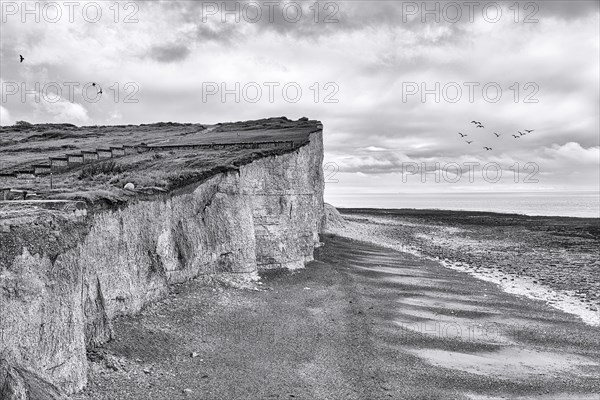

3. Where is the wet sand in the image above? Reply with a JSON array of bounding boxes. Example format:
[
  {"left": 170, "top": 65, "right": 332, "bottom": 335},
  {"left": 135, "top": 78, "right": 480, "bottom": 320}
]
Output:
[{"left": 74, "top": 235, "right": 600, "bottom": 399}]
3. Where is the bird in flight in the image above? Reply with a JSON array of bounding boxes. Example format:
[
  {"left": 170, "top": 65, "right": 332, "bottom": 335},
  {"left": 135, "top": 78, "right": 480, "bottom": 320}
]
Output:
[
  {"left": 512, "top": 135, "right": 520, "bottom": 138},
  {"left": 92, "top": 82, "right": 103, "bottom": 95},
  {"left": 466, "top": 140, "right": 473, "bottom": 144},
  {"left": 493, "top": 132, "right": 500, "bottom": 137},
  {"left": 525, "top": 129, "right": 534, "bottom": 133},
  {"left": 458, "top": 132, "right": 467, "bottom": 137},
  {"left": 483, "top": 147, "right": 492, "bottom": 151},
  {"left": 477, "top": 124, "right": 485, "bottom": 128},
  {"left": 19, "top": 55, "right": 24, "bottom": 63},
  {"left": 471, "top": 120, "right": 482, "bottom": 125},
  {"left": 519, "top": 131, "right": 526, "bottom": 136}
]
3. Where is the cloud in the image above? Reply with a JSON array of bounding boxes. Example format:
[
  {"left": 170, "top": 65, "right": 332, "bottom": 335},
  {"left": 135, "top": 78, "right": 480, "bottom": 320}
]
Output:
[
  {"left": 147, "top": 43, "right": 191, "bottom": 63},
  {"left": 533, "top": 0, "right": 600, "bottom": 20},
  {"left": 362, "top": 146, "right": 388, "bottom": 152},
  {"left": 0, "top": 106, "right": 13, "bottom": 126},
  {"left": 326, "top": 140, "right": 600, "bottom": 194},
  {"left": 34, "top": 98, "right": 90, "bottom": 125},
  {"left": 149, "top": 1, "right": 600, "bottom": 48},
  {"left": 0, "top": 1, "right": 597, "bottom": 192},
  {"left": 541, "top": 142, "right": 600, "bottom": 166}
]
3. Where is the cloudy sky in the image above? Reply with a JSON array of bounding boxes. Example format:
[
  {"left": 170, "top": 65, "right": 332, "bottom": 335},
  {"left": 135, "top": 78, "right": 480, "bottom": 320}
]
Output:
[{"left": 1, "top": 1, "right": 598, "bottom": 199}]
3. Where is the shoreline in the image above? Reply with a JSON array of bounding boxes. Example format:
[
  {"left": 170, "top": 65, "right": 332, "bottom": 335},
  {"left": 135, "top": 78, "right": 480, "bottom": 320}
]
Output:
[
  {"left": 325, "top": 206, "right": 600, "bottom": 327},
  {"left": 325, "top": 190, "right": 600, "bottom": 219},
  {"left": 437, "top": 258, "right": 600, "bottom": 326},
  {"left": 337, "top": 206, "right": 600, "bottom": 220}
]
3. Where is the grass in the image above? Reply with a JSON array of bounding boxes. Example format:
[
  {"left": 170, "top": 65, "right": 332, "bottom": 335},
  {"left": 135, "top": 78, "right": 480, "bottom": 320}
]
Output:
[
  {"left": 52, "top": 189, "right": 130, "bottom": 204},
  {"left": 0, "top": 117, "right": 319, "bottom": 207},
  {"left": 79, "top": 161, "right": 126, "bottom": 179}
]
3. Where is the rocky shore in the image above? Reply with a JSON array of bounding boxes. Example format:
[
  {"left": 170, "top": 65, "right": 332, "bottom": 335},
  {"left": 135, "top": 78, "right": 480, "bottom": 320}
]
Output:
[{"left": 326, "top": 207, "right": 600, "bottom": 325}]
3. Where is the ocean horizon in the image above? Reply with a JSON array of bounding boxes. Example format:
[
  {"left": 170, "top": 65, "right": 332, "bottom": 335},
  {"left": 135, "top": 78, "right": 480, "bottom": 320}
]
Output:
[{"left": 325, "top": 191, "right": 600, "bottom": 218}]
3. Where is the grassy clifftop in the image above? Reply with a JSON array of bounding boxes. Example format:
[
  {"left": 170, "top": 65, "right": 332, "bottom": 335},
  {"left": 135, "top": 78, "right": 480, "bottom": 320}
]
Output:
[{"left": 0, "top": 117, "right": 321, "bottom": 206}]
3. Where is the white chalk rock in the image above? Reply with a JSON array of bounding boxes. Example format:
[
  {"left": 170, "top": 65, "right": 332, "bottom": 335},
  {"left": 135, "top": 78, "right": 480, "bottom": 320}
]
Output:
[{"left": 124, "top": 183, "right": 135, "bottom": 190}]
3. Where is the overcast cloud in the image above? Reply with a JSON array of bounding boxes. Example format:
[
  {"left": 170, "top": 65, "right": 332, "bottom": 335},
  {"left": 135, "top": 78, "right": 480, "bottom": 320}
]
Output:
[{"left": 1, "top": 0, "right": 598, "bottom": 195}]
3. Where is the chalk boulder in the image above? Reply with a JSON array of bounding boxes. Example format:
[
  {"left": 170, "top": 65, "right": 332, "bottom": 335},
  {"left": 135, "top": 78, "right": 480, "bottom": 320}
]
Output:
[{"left": 323, "top": 203, "right": 346, "bottom": 232}]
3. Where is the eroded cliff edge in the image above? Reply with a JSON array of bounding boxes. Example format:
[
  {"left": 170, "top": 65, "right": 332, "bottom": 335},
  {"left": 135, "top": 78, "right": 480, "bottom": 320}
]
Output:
[{"left": 0, "top": 127, "right": 324, "bottom": 397}]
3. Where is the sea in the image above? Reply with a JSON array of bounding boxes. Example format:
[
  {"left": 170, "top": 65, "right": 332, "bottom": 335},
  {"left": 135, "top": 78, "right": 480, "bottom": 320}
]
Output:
[{"left": 325, "top": 191, "right": 600, "bottom": 218}]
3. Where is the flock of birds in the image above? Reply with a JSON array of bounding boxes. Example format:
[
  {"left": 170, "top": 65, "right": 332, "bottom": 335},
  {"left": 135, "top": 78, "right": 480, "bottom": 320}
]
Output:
[
  {"left": 459, "top": 121, "right": 535, "bottom": 151},
  {"left": 20, "top": 54, "right": 102, "bottom": 95}
]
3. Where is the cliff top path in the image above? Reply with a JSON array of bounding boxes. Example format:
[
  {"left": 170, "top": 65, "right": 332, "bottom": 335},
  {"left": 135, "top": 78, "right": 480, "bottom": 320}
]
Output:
[{"left": 73, "top": 235, "right": 600, "bottom": 400}]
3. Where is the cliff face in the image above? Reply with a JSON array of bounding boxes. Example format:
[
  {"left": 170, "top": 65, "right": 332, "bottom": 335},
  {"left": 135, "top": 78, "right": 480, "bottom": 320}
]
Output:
[{"left": 0, "top": 129, "right": 324, "bottom": 396}]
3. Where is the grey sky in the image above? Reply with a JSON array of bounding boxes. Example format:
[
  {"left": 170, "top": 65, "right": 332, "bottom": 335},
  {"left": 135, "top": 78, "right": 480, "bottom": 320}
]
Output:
[{"left": 1, "top": 1, "right": 598, "bottom": 195}]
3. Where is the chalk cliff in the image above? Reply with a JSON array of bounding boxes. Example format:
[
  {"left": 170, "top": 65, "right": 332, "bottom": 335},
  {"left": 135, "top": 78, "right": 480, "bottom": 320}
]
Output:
[{"left": 0, "top": 126, "right": 324, "bottom": 397}]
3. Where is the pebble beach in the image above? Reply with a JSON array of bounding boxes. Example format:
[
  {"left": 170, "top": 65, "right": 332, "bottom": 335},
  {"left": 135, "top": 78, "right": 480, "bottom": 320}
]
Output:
[{"left": 325, "top": 207, "right": 600, "bottom": 326}]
